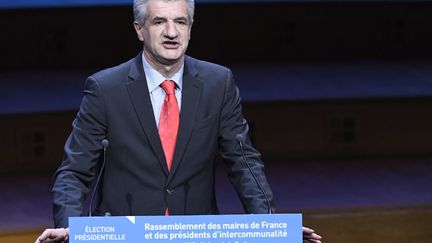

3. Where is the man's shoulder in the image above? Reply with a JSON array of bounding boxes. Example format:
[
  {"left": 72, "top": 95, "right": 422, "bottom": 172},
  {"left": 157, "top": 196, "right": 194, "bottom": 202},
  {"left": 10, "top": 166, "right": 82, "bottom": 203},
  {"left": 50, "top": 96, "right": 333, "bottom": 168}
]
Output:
[
  {"left": 91, "top": 57, "right": 137, "bottom": 81},
  {"left": 185, "top": 55, "right": 230, "bottom": 74}
]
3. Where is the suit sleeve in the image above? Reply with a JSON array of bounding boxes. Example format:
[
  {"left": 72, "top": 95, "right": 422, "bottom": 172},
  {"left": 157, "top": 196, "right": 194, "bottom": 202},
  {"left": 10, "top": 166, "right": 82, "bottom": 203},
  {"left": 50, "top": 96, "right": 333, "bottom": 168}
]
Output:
[
  {"left": 52, "top": 76, "right": 107, "bottom": 228},
  {"left": 218, "top": 69, "right": 275, "bottom": 214}
]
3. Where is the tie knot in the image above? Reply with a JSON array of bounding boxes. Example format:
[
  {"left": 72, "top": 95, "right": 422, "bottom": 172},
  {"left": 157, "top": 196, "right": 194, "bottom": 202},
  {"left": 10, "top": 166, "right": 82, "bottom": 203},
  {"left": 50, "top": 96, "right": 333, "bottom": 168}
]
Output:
[{"left": 161, "top": 80, "right": 176, "bottom": 95}]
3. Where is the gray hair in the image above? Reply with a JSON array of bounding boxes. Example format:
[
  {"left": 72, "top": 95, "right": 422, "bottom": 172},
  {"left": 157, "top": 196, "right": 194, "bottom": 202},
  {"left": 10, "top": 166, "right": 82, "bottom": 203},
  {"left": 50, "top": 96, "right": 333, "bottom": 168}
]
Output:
[{"left": 133, "top": 0, "right": 195, "bottom": 25}]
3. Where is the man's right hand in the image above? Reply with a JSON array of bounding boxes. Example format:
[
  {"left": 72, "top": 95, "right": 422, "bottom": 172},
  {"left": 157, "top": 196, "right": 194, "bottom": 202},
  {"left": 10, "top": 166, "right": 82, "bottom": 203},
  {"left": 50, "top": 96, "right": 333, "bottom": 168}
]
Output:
[{"left": 35, "top": 228, "right": 69, "bottom": 243}]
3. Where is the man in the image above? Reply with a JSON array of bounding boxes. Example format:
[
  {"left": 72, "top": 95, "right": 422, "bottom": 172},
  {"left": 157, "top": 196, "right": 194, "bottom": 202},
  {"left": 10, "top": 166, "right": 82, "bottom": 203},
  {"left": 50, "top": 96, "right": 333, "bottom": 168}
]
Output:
[{"left": 36, "top": 0, "right": 322, "bottom": 242}]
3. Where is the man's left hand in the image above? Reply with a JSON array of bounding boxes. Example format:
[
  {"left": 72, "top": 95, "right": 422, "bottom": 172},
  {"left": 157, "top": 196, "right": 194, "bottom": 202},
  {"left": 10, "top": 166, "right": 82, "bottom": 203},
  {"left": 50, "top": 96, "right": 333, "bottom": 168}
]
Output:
[{"left": 303, "top": 226, "right": 322, "bottom": 243}]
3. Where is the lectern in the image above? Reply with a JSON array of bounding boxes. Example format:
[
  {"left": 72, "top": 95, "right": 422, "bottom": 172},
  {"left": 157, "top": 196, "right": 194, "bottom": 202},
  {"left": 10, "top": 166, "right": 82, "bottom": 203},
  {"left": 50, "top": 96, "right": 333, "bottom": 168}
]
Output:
[{"left": 69, "top": 213, "right": 302, "bottom": 242}]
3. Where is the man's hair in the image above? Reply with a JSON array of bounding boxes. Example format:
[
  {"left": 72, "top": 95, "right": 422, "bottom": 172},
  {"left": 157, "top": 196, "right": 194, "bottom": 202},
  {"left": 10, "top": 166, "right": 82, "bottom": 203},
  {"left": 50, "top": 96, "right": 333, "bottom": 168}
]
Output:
[{"left": 134, "top": 0, "right": 195, "bottom": 25}]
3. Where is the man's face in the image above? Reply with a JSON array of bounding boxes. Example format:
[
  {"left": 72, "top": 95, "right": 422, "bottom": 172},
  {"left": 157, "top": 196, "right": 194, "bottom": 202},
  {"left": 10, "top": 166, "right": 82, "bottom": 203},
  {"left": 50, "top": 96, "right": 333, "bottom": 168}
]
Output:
[{"left": 134, "top": 0, "right": 192, "bottom": 66}]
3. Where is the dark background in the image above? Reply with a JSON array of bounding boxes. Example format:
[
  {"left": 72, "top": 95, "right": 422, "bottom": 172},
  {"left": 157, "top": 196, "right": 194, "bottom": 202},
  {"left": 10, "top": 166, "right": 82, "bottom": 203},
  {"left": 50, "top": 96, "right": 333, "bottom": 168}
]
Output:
[
  {"left": 0, "top": 1, "right": 432, "bottom": 237},
  {"left": 2, "top": 2, "right": 432, "bottom": 69},
  {"left": 1, "top": 1, "right": 432, "bottom": 172}
]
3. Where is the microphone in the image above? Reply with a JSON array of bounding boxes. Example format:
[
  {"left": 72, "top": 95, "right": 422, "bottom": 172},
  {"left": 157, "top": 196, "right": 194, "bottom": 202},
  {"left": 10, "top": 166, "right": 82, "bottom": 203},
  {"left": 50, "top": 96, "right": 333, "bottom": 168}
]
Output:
[
  {"left": 235, "top": 134, "right": 272, "bottom": 214},
  {"left": 88, "top": 139, "right": 109, "bottom": 216}
]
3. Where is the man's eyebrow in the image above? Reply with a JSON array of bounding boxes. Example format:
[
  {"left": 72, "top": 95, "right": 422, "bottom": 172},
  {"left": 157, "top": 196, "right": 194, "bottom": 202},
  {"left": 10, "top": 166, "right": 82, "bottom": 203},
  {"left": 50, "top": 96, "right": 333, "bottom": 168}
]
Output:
[
  {"left": 152, "top": 16, "right": 188, "bottom": 21},
  {"left": 151, "top": 16, "right": 167, "bottom": 22},
  {"left": 174, "top": 16, "right": 188, "bottom": 21}
]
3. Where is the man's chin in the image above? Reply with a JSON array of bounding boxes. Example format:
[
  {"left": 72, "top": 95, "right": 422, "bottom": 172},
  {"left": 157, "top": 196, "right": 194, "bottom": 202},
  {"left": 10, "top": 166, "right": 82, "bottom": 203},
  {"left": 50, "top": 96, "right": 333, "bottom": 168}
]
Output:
[{"left": 157, "top": 55, "right": 184, "bottom": 66}]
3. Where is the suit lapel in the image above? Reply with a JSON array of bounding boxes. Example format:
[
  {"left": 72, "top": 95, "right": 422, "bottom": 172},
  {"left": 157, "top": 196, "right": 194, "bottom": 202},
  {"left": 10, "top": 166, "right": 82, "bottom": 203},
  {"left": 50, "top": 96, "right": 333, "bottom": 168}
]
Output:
[
  {"left": 125, "top": 54, "right": 169, "bottom": 175},
  {"left": 167, "top": 57, "right": 202, "bottom": 184}
]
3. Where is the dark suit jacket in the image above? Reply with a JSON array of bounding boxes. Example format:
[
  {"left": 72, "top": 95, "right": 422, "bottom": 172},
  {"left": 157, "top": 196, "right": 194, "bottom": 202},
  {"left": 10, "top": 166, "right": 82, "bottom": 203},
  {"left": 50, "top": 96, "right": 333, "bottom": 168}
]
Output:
[{"left": 52, "top": 53, "right": 274, "bottom": 228}]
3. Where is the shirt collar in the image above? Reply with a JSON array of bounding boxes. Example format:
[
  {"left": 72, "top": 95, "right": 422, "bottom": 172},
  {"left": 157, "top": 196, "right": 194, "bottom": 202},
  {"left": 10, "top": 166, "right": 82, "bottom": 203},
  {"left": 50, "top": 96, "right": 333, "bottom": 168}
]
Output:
[{"left": 142, "top": 53, "right": 184, "bottom": 93}]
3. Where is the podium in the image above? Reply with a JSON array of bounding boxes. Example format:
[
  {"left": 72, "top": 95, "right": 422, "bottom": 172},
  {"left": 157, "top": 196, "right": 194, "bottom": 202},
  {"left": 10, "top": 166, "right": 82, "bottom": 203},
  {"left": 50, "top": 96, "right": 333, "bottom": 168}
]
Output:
[{"left": 69, "top": 213, "right": 302, "bottom": 242}]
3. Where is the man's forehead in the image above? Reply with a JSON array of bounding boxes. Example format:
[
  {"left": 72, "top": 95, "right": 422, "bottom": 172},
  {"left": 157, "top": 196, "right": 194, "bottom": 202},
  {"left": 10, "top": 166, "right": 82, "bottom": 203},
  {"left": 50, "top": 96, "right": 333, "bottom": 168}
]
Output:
[{"left": 146, "top": 0, "right": 189, "bottom": 18}]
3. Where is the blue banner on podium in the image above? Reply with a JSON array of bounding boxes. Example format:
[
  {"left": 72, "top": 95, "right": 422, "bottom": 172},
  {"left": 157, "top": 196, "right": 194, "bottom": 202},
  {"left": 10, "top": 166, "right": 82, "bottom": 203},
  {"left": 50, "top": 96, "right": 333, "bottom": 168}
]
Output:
[{"left": 69, "top": 214, "right": 302, "bottom": 243}]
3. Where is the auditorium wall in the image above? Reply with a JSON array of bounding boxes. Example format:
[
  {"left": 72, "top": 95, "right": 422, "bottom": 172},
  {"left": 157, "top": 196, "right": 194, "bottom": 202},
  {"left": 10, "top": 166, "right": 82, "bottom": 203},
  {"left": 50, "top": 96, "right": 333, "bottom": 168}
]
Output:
[
  {"left": 1, "top": 2, "right": 431, "bottom": 173},
  {"left": 1, "top": 98, "right": 431, "bottom": 173}
]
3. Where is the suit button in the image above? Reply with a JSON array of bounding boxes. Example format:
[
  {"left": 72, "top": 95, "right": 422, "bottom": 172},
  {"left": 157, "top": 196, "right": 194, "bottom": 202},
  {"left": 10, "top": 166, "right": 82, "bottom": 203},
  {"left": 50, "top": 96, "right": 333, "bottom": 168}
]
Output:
[{"left": 166, "top": 189, "right": 174, "bottom": 195}]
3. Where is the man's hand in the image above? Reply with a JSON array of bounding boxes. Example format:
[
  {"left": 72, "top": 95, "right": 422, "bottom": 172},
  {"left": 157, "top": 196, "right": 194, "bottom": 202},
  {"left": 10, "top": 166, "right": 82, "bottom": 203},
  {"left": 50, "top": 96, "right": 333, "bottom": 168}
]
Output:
[
  {"left": 35, "top": 228, "right": 69, "bottom": 243},
  {"left": 303, "top": 226, "right": 322, "bottom": 243}
]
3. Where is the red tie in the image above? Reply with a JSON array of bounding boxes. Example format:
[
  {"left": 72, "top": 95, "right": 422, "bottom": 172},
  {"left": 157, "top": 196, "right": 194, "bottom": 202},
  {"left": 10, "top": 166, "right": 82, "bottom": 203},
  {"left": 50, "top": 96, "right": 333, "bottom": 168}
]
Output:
[
  {"left": 159, "top": 80, "right": 179, "bottom": 171},
  {"left": 159, "top": 80, "right": 179, "bottom": 216}
]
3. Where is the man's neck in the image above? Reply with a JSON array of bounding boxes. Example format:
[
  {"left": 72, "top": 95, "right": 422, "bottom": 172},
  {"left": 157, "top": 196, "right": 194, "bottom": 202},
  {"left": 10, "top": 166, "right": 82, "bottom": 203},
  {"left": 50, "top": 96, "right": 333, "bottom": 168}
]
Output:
[{"left": 144, "top": 52, "right": 184, "bottom": 78}]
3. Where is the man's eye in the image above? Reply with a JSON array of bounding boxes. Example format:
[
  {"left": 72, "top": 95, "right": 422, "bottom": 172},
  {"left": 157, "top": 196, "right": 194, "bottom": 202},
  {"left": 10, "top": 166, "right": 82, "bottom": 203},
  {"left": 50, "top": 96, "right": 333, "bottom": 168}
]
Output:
[
  {"left": 176, "top": 20, "right": 187, "bottom": 25},
  {"left": 154, "top": 21, "right": 163, "bottom": 25}
]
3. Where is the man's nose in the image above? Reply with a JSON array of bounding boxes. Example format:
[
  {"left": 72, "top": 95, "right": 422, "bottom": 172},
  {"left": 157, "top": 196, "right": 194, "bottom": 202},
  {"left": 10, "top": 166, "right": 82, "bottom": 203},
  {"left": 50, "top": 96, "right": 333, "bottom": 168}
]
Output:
[{"left": 164, "top": 22, "right": 178, "bottom": 38}]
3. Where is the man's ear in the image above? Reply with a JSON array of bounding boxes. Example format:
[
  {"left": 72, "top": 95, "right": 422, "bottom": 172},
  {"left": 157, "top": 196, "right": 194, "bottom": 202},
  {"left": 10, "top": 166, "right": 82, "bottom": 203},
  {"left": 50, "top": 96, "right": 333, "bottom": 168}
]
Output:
[
  {"left": 188, "top": 21, "right": 193, "bottom": 40},
  {"left": 133, "top": 21, "right": 145, "bottom": 42}
]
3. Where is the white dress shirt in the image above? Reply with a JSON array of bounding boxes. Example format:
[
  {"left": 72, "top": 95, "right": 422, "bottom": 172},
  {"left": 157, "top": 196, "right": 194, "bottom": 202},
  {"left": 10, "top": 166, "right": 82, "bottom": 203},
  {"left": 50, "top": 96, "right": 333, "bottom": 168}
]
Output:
[{"left": 142, "top": 53, "right": 183, "bottom": 127}]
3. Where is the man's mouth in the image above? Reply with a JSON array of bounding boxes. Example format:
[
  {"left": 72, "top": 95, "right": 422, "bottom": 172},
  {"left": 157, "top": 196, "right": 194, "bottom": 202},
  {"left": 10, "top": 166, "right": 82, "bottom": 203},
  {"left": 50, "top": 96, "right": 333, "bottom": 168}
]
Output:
[{"left": 162, "top": 41, "right": 180, "bottom": 49}]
